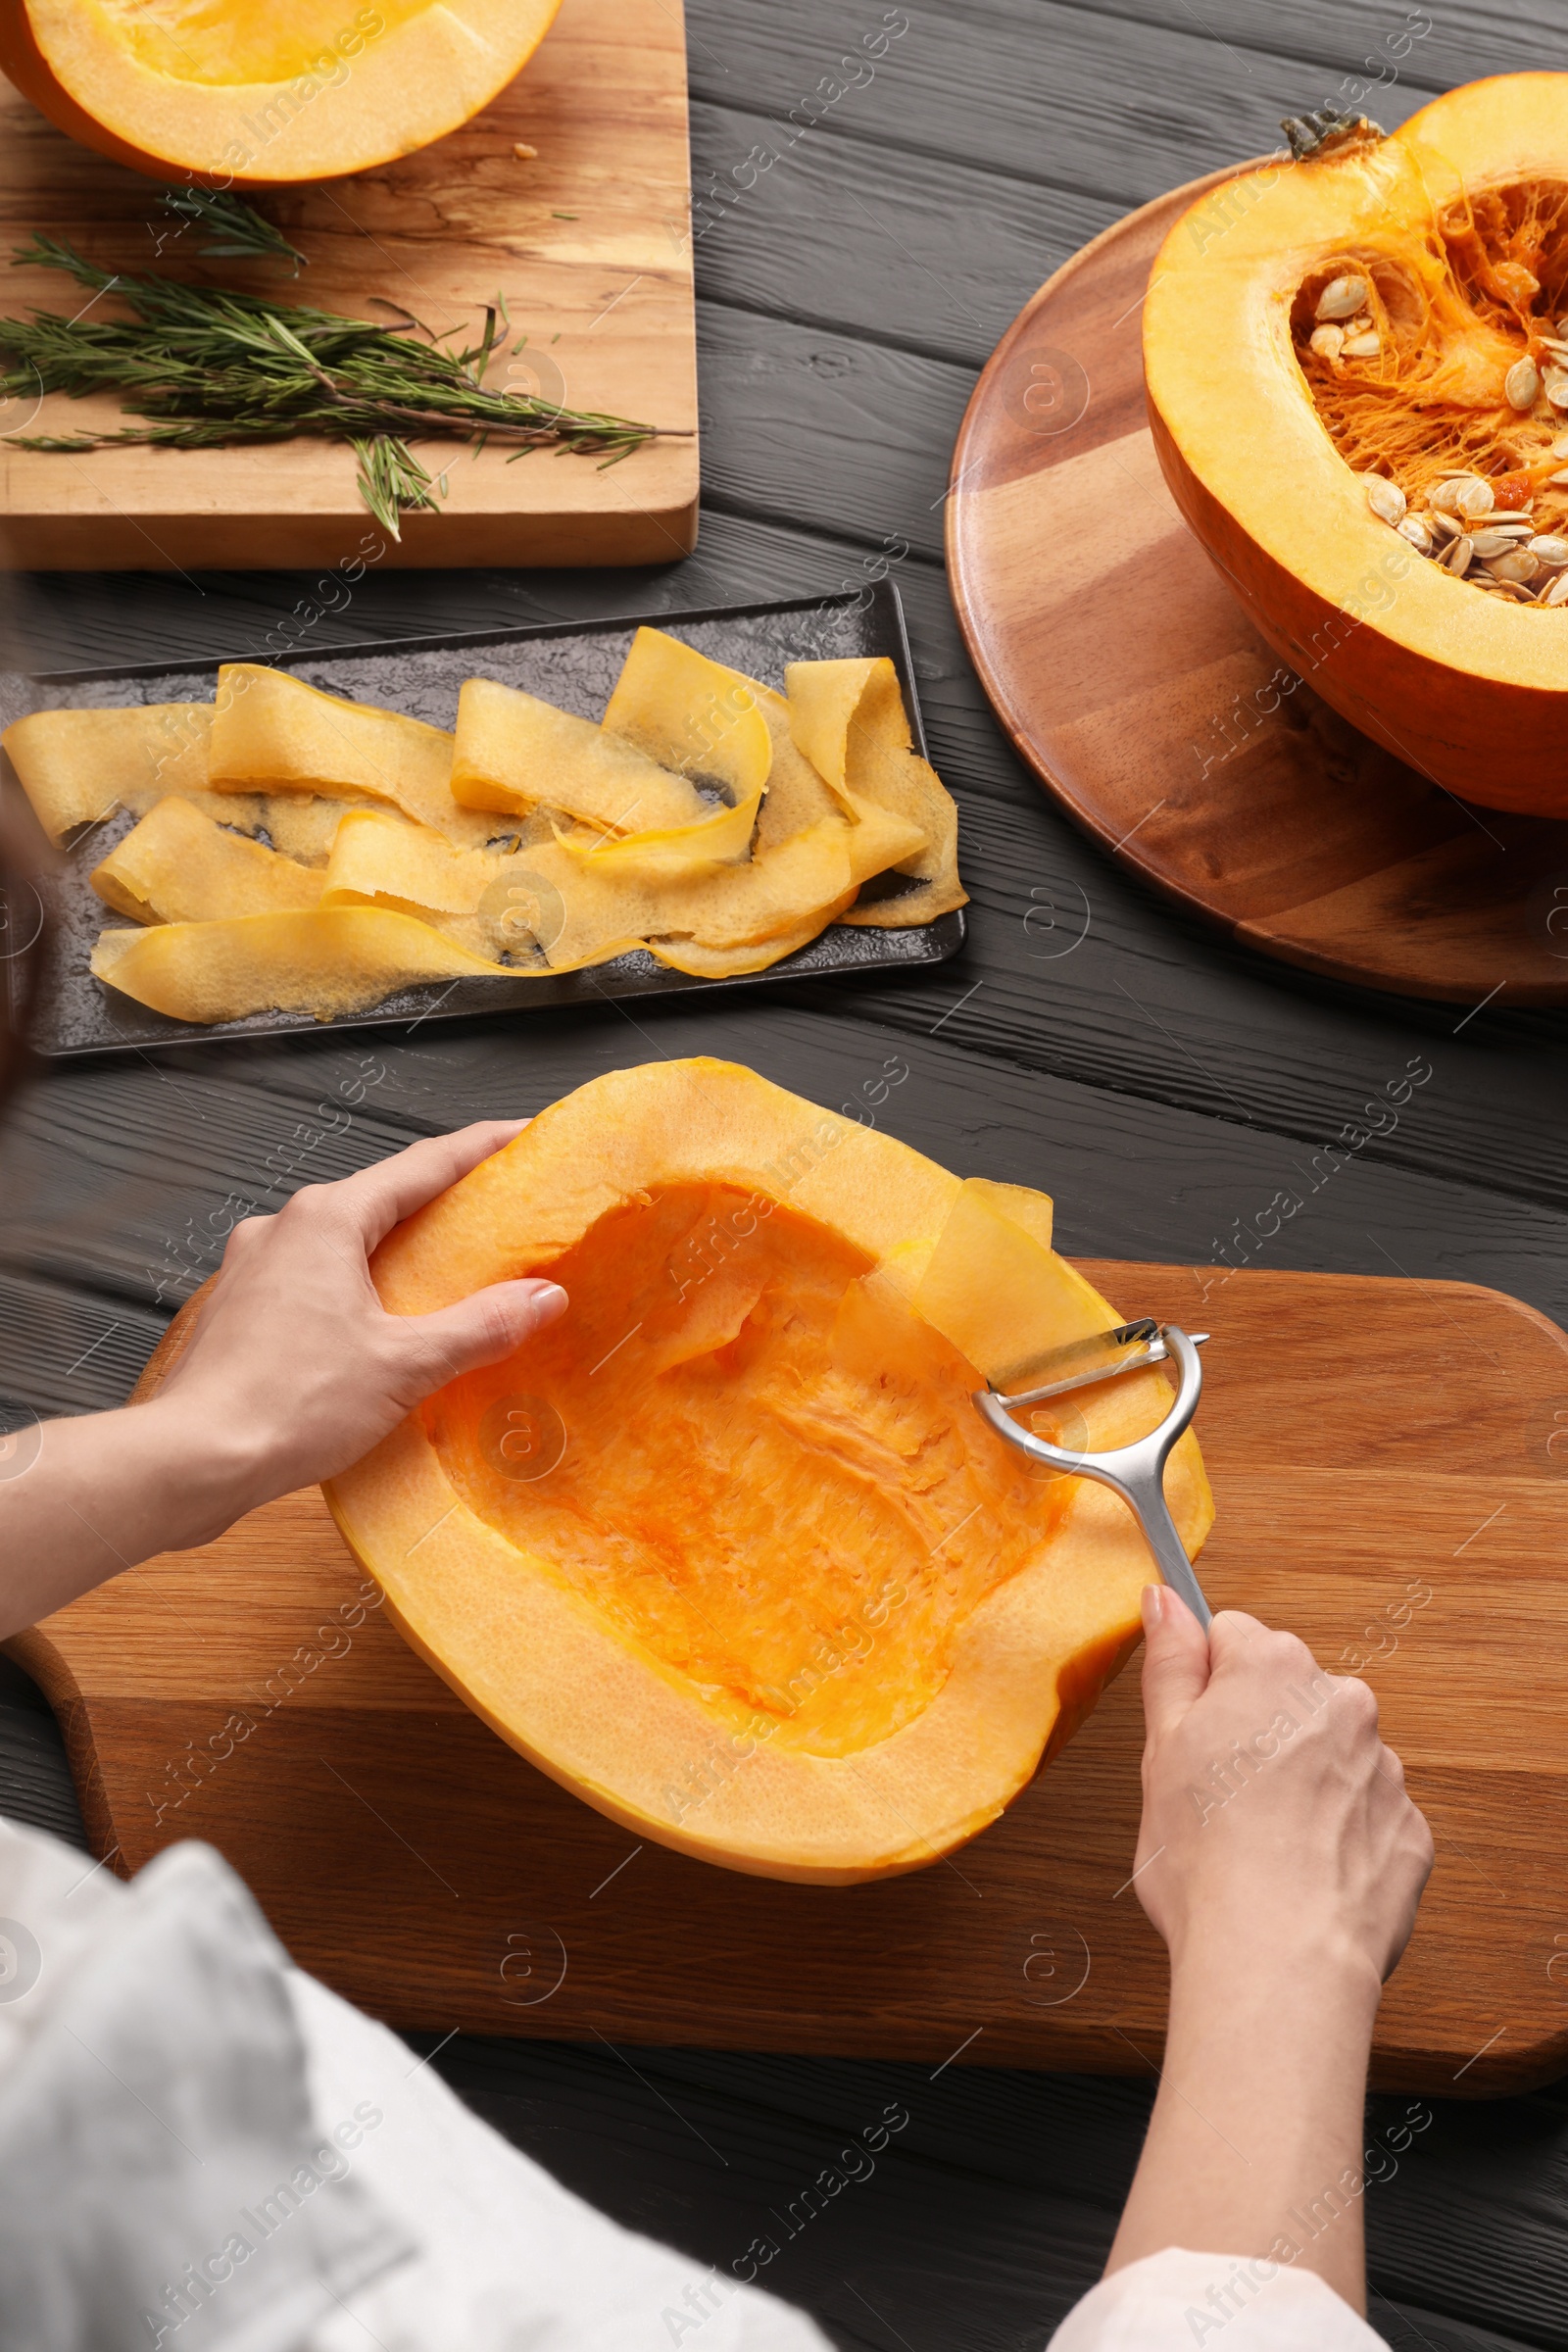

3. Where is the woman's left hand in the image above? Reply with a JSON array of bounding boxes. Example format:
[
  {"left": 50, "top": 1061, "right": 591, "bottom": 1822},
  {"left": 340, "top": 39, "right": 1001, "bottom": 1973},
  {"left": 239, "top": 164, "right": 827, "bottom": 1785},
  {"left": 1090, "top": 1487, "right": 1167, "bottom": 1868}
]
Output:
[
  {"left": 0, "top": 1122, "right": 567, "bottom": 1637},
  {"left": 154, "top": 1120, "right": 567, "bottom": 1527}
]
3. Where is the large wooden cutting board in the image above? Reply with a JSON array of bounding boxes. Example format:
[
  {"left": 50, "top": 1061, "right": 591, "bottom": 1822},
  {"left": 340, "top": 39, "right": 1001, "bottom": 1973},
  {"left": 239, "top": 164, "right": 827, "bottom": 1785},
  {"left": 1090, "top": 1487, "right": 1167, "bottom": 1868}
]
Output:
[
  {"left": 0, "top": 0, "right": 697, "bottom": 569},
  {"left": 14, "top": 1262, "right": 1568, "bottom": 2095}
]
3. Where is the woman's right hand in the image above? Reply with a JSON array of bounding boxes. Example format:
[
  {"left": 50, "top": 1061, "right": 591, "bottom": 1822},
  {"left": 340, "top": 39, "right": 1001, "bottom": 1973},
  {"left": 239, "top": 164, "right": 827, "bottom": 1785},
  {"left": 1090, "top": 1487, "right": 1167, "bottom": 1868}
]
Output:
[
  {"left": 1131, "top": 1587, "right": 1433, "bottom": 1995},
  {"left": 1104, "top": 1590, "right": 1433, "bottom": 2304}
]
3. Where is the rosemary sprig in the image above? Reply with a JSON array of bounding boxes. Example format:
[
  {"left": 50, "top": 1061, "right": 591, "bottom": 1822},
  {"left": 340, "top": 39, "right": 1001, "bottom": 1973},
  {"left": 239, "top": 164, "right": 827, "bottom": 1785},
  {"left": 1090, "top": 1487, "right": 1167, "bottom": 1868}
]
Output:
[
  {"left": 352, "top": 433, "right": 439, "bottom": 536},
  {"left": 0, "top": 235, "right": 659, "bottom": 533},
  {"left": 156, "top": 186, "right": 308, "bottom": 271}
]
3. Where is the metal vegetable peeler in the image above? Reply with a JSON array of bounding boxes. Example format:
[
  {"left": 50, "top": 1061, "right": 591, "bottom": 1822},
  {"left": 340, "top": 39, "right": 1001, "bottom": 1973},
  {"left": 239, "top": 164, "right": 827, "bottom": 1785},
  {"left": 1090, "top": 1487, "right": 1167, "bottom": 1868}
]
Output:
[{"left": 973, "top": 1319, "right": 1212, "bottom": 1629}]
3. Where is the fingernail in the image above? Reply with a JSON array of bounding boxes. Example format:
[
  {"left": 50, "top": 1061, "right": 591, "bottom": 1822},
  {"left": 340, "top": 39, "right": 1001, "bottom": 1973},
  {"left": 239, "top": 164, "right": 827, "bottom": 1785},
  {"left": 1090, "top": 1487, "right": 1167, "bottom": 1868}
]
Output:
[
  {"left": 530, "top": 1282, "right": 568, "bottom": 1321},
  {"left": 1142, "top": 1585, "right": 1163, "bottom": 1633}
]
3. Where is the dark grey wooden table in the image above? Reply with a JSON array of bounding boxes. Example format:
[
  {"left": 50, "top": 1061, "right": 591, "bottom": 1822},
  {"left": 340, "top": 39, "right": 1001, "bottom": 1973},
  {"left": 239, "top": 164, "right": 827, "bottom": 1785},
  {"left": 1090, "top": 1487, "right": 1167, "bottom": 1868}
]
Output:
[{"left": 4, "top": 5, "right": 1568, "bottom": 2345}]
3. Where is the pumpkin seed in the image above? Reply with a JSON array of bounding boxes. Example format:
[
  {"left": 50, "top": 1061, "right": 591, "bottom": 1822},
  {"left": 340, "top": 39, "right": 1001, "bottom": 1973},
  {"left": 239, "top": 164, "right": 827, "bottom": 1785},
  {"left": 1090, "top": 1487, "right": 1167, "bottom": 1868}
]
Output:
[
  {"left": 1547, "top": 572, "right": 1568, "bottom": 606},
  {"left": 1397, "top": 515, "right": 1434, "bottom": 553},
  {"left": 1557, "top": 316, "right": 1568, "bottom": 339},
  {"left": 1341, "top": 330, "right": 1381, "bottom": 358},
  {"left": 1428, "top": 508, "right": 1463, "bottom": 538},
  {"left": 1432, "top": 474, "right": 1494, "bottom": 519},
  {"left": 1308, "top": 323, "right": 1346, "bottom": 360},
  {"left": 1470, "top": 526, "right": 1523, "bottom": 555},
  {"left": 1443, "top": 533, "right": 1474, "bottom": 574},
  {"left": 1364, "top": 475, "right": 1406, "bottom": 524},
  {"left": 1506, "top": 356, "right": 1543, "bottom": 410},
  {"left": 1548, "top": 377, "right": 1568, "bottom": 410},
  {"left": 1489, "top": 550, "right": 1540, "bottom": 583},
  {"left": 1530, "top": 534, "right": 1568, "bottom": 565},
  {"left": 1316, "top": 273, "right": 1368, "bottom": 321},
  {"left": 1491, "top": 579, "right": 1535, "bottom": 601}
]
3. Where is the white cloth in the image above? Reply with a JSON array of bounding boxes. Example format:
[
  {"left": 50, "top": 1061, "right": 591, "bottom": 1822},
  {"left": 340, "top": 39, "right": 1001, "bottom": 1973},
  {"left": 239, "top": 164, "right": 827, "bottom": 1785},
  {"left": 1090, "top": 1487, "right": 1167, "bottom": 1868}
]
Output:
[
  {"left": 0, "top": 1815, "right": 1389, "bottom": 2352},
  {"left": 0, "top": 1818, "right": 827, "bottom": 2352},
  {"left": 1049, "top": 2247, "right": 1390, "bottom": 2348},
  {"left": 288, "top": 1968, "right": 826, "bottom": 2352},
  {"left": 0, "top": 1822, "right": 409, "bottom": 2352}
]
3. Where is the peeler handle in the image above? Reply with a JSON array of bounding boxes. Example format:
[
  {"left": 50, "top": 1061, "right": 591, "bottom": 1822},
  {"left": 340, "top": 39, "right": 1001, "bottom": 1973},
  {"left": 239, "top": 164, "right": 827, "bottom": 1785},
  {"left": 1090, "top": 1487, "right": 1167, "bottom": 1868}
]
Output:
[
  {"left": 973, "top": 1325, "right": 1212, "bottom": 1631},
  {"left": 1115, "top": 1459, "right": 1212, "bottom": 1632}
]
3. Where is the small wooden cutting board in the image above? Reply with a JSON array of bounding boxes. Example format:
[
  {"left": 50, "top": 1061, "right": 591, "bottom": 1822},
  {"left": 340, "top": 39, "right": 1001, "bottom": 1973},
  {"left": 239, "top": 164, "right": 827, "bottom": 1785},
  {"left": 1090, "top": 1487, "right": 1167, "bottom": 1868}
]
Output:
[
  {"left": 0, "top": 0, "right": 697, "bottom": 569},
  {"left": 13, "top": 1261, "right": 1568, "bottom": 2094}
]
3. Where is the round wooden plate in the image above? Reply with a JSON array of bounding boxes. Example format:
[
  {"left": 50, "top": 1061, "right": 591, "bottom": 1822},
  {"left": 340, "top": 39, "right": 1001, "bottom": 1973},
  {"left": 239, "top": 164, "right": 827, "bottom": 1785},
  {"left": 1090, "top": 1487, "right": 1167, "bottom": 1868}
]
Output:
[{"left": 947, "top": 168, "right": 1568, "bottom": 1007}]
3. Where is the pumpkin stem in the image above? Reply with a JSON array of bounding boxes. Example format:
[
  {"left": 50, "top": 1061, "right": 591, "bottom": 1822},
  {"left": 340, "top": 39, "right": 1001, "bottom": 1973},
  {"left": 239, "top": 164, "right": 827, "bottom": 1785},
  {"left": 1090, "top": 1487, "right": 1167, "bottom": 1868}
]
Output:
[{"left": 1280, "top": 105, "right": 1387, "bottom": 163}]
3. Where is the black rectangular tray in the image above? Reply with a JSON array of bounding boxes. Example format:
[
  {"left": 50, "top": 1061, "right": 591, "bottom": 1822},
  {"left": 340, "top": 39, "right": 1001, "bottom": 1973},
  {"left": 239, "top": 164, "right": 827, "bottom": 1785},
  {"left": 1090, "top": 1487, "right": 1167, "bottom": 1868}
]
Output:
[{"left": 0, "top": 583, "right": 963, "bottom": 1057}]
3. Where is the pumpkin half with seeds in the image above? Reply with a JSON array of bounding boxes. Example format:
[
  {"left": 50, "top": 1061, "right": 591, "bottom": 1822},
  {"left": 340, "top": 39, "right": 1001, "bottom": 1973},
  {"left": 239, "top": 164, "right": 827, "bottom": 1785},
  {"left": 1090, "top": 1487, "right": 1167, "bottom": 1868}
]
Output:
[
  {"left": 1144, "top": 75, "right": 1568, "bottom": 814},
  {"left": 324, "top": 1058, "right": 1212, "bottom": 1883},
  {"left": 0, "top": 0, "right": 560, "bottom": 185}
]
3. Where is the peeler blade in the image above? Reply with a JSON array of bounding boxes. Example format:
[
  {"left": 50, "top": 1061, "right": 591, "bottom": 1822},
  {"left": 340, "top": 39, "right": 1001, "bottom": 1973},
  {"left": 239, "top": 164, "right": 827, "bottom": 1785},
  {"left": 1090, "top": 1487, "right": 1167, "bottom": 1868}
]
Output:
[{"left": 998, "top": 1318, "right": 1207, "bottom": 1408}]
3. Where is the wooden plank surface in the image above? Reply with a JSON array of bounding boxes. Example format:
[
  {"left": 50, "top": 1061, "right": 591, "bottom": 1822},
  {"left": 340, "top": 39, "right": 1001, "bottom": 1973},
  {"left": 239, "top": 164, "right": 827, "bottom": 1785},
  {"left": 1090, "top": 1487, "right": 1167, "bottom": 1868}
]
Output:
[
  {"left": 6, "top": 0, "right": 1568, "bottom": 2344},
  {"left": 0, "top": 0, "right": 698, "bottom": 568},
  {"left": 13, "top": 1259, "right": 1568, "bottom": 2095}
]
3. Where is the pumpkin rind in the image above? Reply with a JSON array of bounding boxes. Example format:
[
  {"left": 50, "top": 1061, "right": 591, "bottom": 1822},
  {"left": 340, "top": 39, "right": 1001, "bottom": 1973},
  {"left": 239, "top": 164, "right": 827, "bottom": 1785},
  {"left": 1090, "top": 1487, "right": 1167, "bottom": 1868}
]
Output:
[
  {"left": 325, "top": 1059, "right": 1213, "bottom": 1883},
  {"left": 1144, "top": 74, "right": 1568, "bottom": 812}
]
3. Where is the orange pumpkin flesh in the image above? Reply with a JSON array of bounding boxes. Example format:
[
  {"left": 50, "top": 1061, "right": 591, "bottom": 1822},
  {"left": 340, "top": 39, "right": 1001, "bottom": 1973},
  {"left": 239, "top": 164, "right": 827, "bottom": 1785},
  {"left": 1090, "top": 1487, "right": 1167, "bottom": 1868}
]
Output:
[
  {"left": 1144, "top": 75, "right": 1568, "bottom": 813},
  {"left": 427, "top": 1184, "right": 1077, "bottom": 1761},
  {"left": 0, "top": 0, "right": 562, "bottom": 186},
  {"left": 325, "top": 1059, "right": 1213, "bottom": 1882}
]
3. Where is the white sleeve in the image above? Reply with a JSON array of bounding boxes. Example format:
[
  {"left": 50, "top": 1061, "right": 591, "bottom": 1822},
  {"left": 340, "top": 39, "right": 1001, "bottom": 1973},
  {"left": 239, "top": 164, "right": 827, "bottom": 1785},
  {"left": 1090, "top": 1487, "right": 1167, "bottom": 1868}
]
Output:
[{"left": 1048, "top": 2248, "right": 1391, "bottom": 2350}]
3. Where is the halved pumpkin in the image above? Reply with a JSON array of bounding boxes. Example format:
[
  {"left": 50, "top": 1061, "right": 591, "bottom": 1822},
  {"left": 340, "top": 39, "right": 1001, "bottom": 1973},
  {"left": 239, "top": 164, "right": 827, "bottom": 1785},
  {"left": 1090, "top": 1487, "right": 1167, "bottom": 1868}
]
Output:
[
  {"left": 0, "top": 0, "right": 561, "bottom": 186},
  {"left": 325, "top": 1058, "right": 1212, "bottom": 1882},
  {"left": 1144, "top": 75, "right": 1568, "bottom": 812}
]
